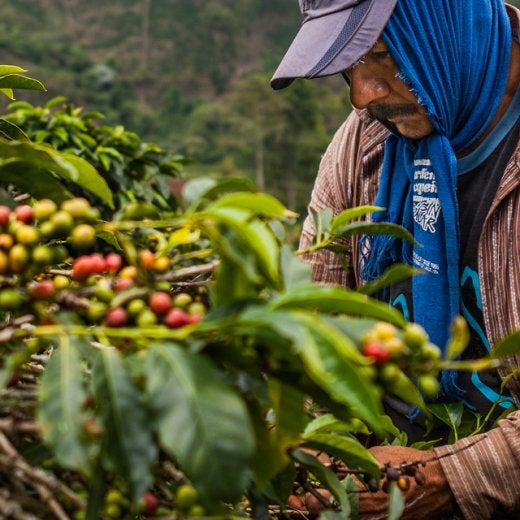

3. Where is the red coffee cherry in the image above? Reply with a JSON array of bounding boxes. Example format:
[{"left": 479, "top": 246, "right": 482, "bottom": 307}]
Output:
[
  {"left": 14, "top": 204, "right": 34, "bottom": 224},
  {"left": 0, "top": 206, "right": 11, "bottom": 227},
  {"left": 149, "top": 291, "right": 172, "bottom": 317},
  {"left": 362, "top": 340, "right": 391, "bottom": 364},
  {"left": 105, "top": 307, "right": 129, "bottom": 328},
  {"left": 164, "top": 308, "right": 192, "bottom": 328},
  {"left": 29, "top": 280, "right": 56, "bottom": 300}
]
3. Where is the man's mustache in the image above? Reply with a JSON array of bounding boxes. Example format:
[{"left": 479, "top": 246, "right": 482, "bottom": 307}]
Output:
[{"left": 367, "top": 103, "right": 419, "bottom": 121}]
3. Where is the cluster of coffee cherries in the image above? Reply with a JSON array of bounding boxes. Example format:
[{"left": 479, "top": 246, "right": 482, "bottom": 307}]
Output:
[
  {"left": 0, "top": 197, "right": 206, "bottom": 333},
  {"left": 79, "top": 483, "right": 203, "bottom": 519},
  {"left": 359, "top": 321, "right": 442, "bottom": 398}
]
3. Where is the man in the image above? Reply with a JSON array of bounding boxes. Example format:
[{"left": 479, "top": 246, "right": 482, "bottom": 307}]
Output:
[{"left": 271, "top": 0, "right": 520, "bottom": 518}]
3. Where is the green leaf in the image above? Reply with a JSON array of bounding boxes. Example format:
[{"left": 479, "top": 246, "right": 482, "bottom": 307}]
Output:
[
  {"left": 387, "top": 482, "right": 405, "bottom": 520},
  {"left": 207, "top": 192, "right": 295, "bottom": 218},
  {"left": 0, "top": 161, "right": 73, "bottom": 202},
  {"left": 390, "top": 372, "right": 426, "bottom": 411},
  {"left": 0, "top": 119, "right": 30, "bottom": 141},
  {"left": 0, "top": 73, "right": 46, "bottom": 92},
  {"left": 0, "top": 66, "right": 28, "bottom": 75},
  {"left": 146, "top": 342, "right": 255, "bottom": 501},
  {"left": 280, "top": 245, "right": 312, "bottom": 289},
  {"left": 269, "top": 284, "right": 407, "bottom": 327},
  {"left": 268, "top": 379, "right": 308, "bottom": 444},
  {"left": 492, "top": 329, "right": 520, "bottom": 358},
  {"left": 303, "top": 414, "right": 371, "bottom": 437},
  {"left": 244, "top": 309, "right": 385, "bottom": 434},
  {"left": 311, "top": 207, "right": 332, "bottom": 243},
  {"left": 427, "top": 402, "right": 464, "bottom": 439},
  {"left": 37, "top": 337, "right": 90, "bottom": 472},
  {"left": 332, "top": 221, "right": 416, "bottom": 244},
  {"left": 357, "top": 263, "right": 419, "bottom": 296},
  {"left": 0, "top": 139, "right": 113, "bottom": 207},
  {"left": 329, "top": 206, "right": 383, "bottom": 234},
  {"left": 55, "top": 152, "right": 114, "bottom": 207},
  {"left": 303, "top": 432, "right": 380, "bottom": 478},
  {"left": 291, "top": 449, "right": 351, "bottom": 516},
  {"left": 445, "top": 316, "right": 470, "bottom": 360},
  {"left": 92, "top": 348, "right": 156, "bottom": 505}
]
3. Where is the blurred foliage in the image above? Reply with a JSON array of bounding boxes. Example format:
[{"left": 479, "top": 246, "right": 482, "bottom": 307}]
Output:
[
  {"left": 0, "top": 0, "right": 350, "bottom": 215},
  {"left": 2, "top": 97, "right": 190, "bottom": 217}
]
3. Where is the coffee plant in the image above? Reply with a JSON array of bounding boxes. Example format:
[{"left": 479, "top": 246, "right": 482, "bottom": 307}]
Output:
[{"left": 0, "top": 67, "right": 518, "bottom": 520}]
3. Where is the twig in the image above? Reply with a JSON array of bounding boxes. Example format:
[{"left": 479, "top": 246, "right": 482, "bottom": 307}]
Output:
[
  {"left": 0, "top": 432, "right": 85, "bottom": 511},
  {"left": 159, "top": 260, "right": 219, "bottom": 281}
]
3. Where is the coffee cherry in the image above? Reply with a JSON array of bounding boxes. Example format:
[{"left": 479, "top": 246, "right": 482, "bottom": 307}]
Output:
[
  {"left": 164, "top": 308, "right": 192, "bottom": 328},
  {"left": 414, "top": 471, "right": 426, "bottom": 486},
  {"left": 362, "top": 340, "right": 391, "bottom": 364},
  {"left": 418, "top": 375, "right": 440, "bottom": 398},
  {"left": 0, "top": 233, "right": 14, "bottom": 250},
  {"left": 175, "top": 484, "right": 198, "bottom": 510},
  {"left": 53, "top": 274, "right": 71, "bottom": 290},
  {"left": 105, "top": 253, "right": 122, "bottom": 273},
  {"left": 139, "top": 249, "right": 156, "bottom": 270},
  {"left": 32, "top": 245, "right": 54, "bottom": 266},
  {"left": 104, "top": 503, "right": 121, "bottom": 519},
  {"left": 51, "top": 210, "right": 74, "bottom": 235},
  {"left": 15, "top": 224, "right": 40, "bottom": 246},
  {"left": 153, "top": 255, "right": 171, "bottom": 273},
  {"left": 419, "top": 342, "right": 441, "bottom": 363},
  {"left": 0, "top": 251, "right": 8, "bottom": 274},
  {"left": 119, "top": 265, "right": 137, "bottom": 280},
  {"left": 94, "top": 284, "right": 115, "bottom": 303},
  {"left": 403, "top": 323, "right": 429, "bottom": 349},
  {"left": 127, "top": 298, "right": 146, "bottom": 317},
  {"left": 173, "top": 292, "right": 192, "bottom": 309},
  {"left": 379, "top": 362, "right": 401, "bottom": 384},
  {"left": 39, "top": 220, "right": 56, "bottom": 238},
  {"left": 61, "top": 197, "right": 91, "bottom": 219},
  {"left": 366, "top": 477, "right": 380, "bottom": 493},
  {"left": 385, "top": 467, "right": 400, "bottom": 482},
  {"left": 14, "top": 204, "right": 34, "bottom": 224},
  {"left": 33, "top": 199, "right": 57, "bottom": 220},
  {"left": 86, "top": 302, "right": 108, "bottom": 323},
  {"left": 187, "top": 312, "right": 203, "bottom": 325},
  {"left": 136, "top": 309, "right": 158, "bottom": 327},
  {"left": 70, "top": 224, "right": 96, "bottom": 249},
  {"left": 0, "top": 206, "right": 11, "bottom": 227},
  {"left": 72, "top": 256, "right": 96, "bottom": 281},
  {"left": 105, "top": 307, "right": 128, "bottom": 328},
  {"left": 397, "top": 476, "right": 410, "bottom": 492},
  {"left": 29, "top": 280, "right": 56, "bottom": 300},
  {"left": 9, "top": 244, "right": 29, "bottom": 273},
  {"left": 187, "top": 505, "right": 206, "bottom": 517},
  {"left": 114, "top": 277, "right": 134, "bottom": 292},
  {"left": 372, "top": 322, "right": 398, "bottom": 342},
  {"left": 0, "top": 288, "right": 25, "bottom": 310},
  {"left": 187, "top": 302, "right": 206, "bottom": 316},
  {"left": 139, "top": 492, "right": 159, "bottom": 516},
  {"left": 149, "top": 291, "right": 172, "bottom": 317},
  {"left": 89, "top": 253, "right": 107, "bottom": 274}
]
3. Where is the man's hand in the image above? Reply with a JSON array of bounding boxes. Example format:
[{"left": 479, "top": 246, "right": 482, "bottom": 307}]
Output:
[
  {"left": 287, "top": 446, "right": 457, "bottom": 519},
  {"left": 359, "top": 445, "right": 456, "bottom": 520}
]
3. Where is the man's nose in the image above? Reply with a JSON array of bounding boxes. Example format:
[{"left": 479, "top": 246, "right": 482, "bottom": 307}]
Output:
[{"left": 348, "top": 67, "right": 391, "bottom": 110}]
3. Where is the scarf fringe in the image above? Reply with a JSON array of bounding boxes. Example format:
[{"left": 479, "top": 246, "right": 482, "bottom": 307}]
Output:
[{"left": 359, "top": 233, "right": 413, "bottom": 282}]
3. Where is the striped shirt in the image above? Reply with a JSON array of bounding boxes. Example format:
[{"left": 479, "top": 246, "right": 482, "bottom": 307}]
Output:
[{"left": 299, "top": 5, "right": 520, "bottom": 517}]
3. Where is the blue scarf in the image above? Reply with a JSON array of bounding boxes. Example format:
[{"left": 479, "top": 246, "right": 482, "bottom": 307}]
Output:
[{"left": 360, "top": 0, "right": 512, "bottom": 399}]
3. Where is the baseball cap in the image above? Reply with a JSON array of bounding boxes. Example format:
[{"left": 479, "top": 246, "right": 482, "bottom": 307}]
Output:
[{"left": 271, "top": 0, "right": 398, "bottom": 90}]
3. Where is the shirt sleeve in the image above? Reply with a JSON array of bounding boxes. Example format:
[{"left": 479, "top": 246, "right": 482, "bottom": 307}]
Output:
[
  {"left": 434, "top": 409, "right": 520, "bottom": 518},
  {"left": 299, "top": 114, "right": 363, "bottom": 288}
]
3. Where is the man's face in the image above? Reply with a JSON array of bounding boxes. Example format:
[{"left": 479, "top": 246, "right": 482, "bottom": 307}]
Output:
[{"left": 344, "top": 41, "right": 435, "bottom": 139}]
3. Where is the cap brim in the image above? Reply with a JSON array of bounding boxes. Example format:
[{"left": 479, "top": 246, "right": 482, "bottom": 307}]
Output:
[{"left": 271, "top": 0, "right": 398, "bottom": 90}]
